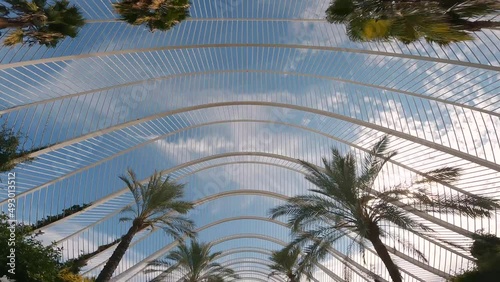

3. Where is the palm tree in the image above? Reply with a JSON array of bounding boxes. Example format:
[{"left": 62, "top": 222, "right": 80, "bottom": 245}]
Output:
[
  {"left": 113, "top": 0, "right": 190, "bottom": 32},
  {"left": 268, "top": 246, "right": 313, "bottom": 282},
  {"left": 326, "top": 0, "right": 500, "bottom": 45},
  {"left": 95, "top": 169, "right": 196, "bottom": 282},
  {"left": 269, "top": 135, "right": 499, "bottom": 282},
  {"left": 145, "top": 240, "right": 240, "bottom": 282},
  {"left": 0, "top": 0, "right": 84, "bottom": 47}
]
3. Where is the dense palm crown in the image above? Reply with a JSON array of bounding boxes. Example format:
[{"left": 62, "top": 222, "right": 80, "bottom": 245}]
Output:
[
  {"left": 146, "top": 240, "right": 240, "bottom": 282},
  {"left": 270, "top": 135, "right": 499, "bottom": 282},
  {"left": 268, "top": 246, "right": 313, "bottom": 282},
  {"left": 0, "top": 0, "right": 84, "bottom": 47},
  {"left": 114, "top": 0, "right": 190, "bottom": 31},
  {"left": 96, "top": 169, "right": 195, "bottom": 282},
  {"left": 326, "top": 0, "right": 500, "bottom": 45}
]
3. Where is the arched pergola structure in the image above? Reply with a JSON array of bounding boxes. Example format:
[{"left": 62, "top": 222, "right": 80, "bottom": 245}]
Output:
[{"left": 0, "top": 0, "right": 499, "bottom": 281}]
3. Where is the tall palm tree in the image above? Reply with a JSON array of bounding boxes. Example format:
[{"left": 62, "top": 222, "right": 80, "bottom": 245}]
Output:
[
  {"left": 95, "top": 169, "right": 196, "bottom": 282},
  {"left": 326, "top": 0, "right": 500, "bottom": 45},
  {"left": 145, "top": 240, "right": 240, "bottom": 282},
  {"left": 113, "top": 0, "right": 190, "bottom": 32},
  {"left": 269, "top": 135, "right": 499, "bottom": 282},
  {"left": 268, "top": 246, "right": 313, "bottom": 282},
  {"left": 0, "top": 0, "right": 84, "bottom": 47}
]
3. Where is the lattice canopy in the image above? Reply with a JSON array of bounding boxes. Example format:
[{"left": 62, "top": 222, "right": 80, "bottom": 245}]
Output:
[{"left": 0, "top": 0, "right": 499, "bottom": 281}]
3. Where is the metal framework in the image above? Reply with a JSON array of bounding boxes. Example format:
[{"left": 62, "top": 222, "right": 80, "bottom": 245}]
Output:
[{"left": 0, "top": 0, "right": 499, "bottom": 281}]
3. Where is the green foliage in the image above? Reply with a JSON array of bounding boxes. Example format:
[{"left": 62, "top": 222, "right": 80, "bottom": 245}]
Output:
[
  {"left": 451, "top": 232, "right": 500, "bottom": 282},
  {"left": 146, "top": 240, "right": 240, "bottom": 282},
  {"left": 0, "top": 125, "right": 33, "bottom": 173},
  {"left": 32, "top": 203, "right": 92, "bottom": 229},
  {"left": 0, "top": 213, "right": 62, "bottom": 281},
  {"left": 114, "top": 0, "right": 190, "bottom": 31},
  {"left": 57, "top": 268, "right": 96, "bottom": 282},
  {"left": 325, "top": 0, "right": 500, "bottom": 45},
  {"left": 0, "top": 213, "right": 98, "bottom": 281},
  {"left": 0, "top": 0, "right": 84, "bottom": 47}
]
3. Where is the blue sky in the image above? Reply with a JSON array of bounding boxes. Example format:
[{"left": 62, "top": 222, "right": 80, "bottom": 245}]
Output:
[{"left": 0, "top": 0, "right": 499, "bottom": 281}]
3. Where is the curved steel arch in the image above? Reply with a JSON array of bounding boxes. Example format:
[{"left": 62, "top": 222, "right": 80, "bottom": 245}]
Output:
[
  {"left": 46, "top": 155, "right": 474, "bottom": 277},
  {"left": 3, "top": 69, "right": 495, "bottom": 118},
  {"left": 12, "top": 115, "right": 492, "bottom": 242},
  {"left": 57, "top": 161, "right": 454, "bottom": 279},
  {"left": 217, "top": 261, "right": 284, "bottom": 281},
  {"left": 212, "top": 246, "right": 368, "bottom": 282},
  {"left": 107, "top": 214, "right": 425, "bottom": 282},
  {"left": 221, "top": 258, "right": 319, "bottom": 282},
  {"left": 35, "top": 153, "right": 471, "bottom": 281},
  {"left": 127, "top": 247, "right": 282, "bottom": 282},
  {"left": 42, "top": 149, "right": 475, "bottom": 240},
  {"left": 47, "top": 149, "right": 472, "bottom": 248},
  {"left": 148, "top": 260, "right": 285, "bottom": 282},
  {"left": 13, "top": 111, "right": 494, "bottom": 232},
  {"left": 170, "top": 162, "right": 475, "bottom": 261},
  {"left": 60, "top": 190, "right": 286, "bottom": 245},
  {"left": 114, "top": 232, "right": 345, "bottom": 282},
  {"left": 15, "top": 101, "right": 499, "bottom": 175},
  {"left": 3, "top": 43, "right": 497, "bottom": 71},
  {"left": 85, "top": 18, "right": 329, "bottom": 24},
  {"left": 221, "top": 277, "right": 268, "bottom": 282},
  {"left": 205, "top": 261, "right": 283, "bottom": 281},
  {"left": 71, "top": 188, "right": 381, "bottom": 281},
  {"left": 15, "top": 112, "right": 492, "bottom": 224},
  {"left": 1, "top": 1, "right": 498, "bottom": 281}
]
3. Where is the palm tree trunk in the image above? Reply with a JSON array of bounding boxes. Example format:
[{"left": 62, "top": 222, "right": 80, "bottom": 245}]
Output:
[
  {"left": 0, "top": 17, "right": 12, "bottom": 29},
  {"left": 95, "top": 223, "right": 139, "bottom": 282},
  {"left": 72, "top": 239, "right": 122, "bottom": 271},
  {"left": 368, "top": 234, "right": 402, "bottom": 282},
  {"left": 0, "top": 17, "right": 25, "bottom": 29}
]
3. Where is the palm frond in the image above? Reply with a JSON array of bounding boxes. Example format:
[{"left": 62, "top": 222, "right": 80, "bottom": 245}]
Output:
[
  {"left": 155, "top": 215, "right": 196, "bottom": 240},
  {"left": 417, "top": 193, "right": 499, "bottom": 218},
  {"left": 374, "top": 204, "right": 434, "bottom": 232},
  {"left": 270, "top": 194, "right": 356, "bottom": 233},
  {"left": 359, "top": 135, "right": 397, "bottom": 194}
]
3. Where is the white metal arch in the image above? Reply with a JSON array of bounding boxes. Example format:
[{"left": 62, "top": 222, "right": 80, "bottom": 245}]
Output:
[
  {"left": 105, "top": 212, "right": 428, "bottom": 281},
  {"left": 116, "top": 231, "right": 346, "bottom": 282},
  {"left": 40, "top": 149, "right": 476, "bottom": 240},
  {"left": 3, "top": 43, "right": 497, "bottom": 71},
  {"left": 1, "top": 1, "right": 499, "bottom": 281},
  {"left": 3, "top": 69, "right": 495, "bottom": 119},
  {"left": 13, "top": 101, "right": 498, "bottom": 174}
]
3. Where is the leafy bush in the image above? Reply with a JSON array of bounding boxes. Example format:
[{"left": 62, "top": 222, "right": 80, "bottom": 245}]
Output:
[
  {"left": 0, "top": 214, "right": 61, "bottom": 281},
  {"left": 57, "top": 268, "right": 95, "bottom": 282},
  {"left": 0, "top": 213, "right": 96, "bottom": 282},
  {"left": 451, "top": 232, "right": 500, "bottom": 282}
]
